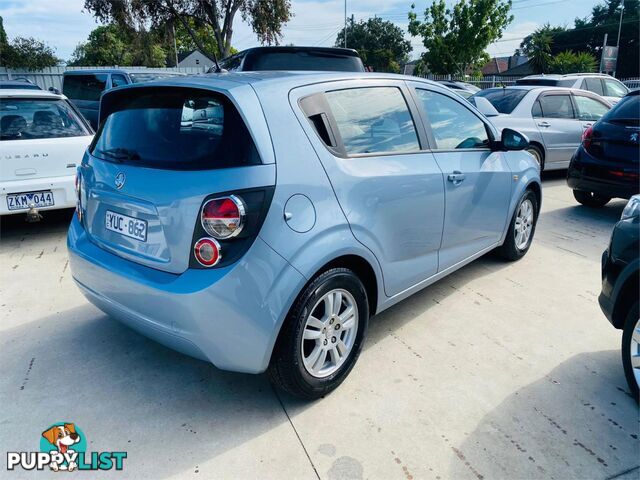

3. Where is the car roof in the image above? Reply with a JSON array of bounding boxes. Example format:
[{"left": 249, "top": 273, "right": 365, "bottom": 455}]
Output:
[
  {"left": 520, "top": 73, "right": 612, "bottom": 80},
  {"left": 63, "top": 69, "right": 184, "bottom": 75},
  {"left": 0, "top": 89, "right": 64, "bottom": 99}
]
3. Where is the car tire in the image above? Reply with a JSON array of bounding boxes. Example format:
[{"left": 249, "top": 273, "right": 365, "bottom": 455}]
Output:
[
  {"left": 268, "top": 268, "right": 369, "bottom": 400},
  {"left": 497, "top": 188, "right": 538, "bottom": 261},
  {"left": 573, "top": 190, "right": 611, "bottom": 208},
  {"left": 525, "top": 144, "right": 544, "bottom": 171},
  {"left": 621, "top": 301, "right": 639, "bottom": 403}
]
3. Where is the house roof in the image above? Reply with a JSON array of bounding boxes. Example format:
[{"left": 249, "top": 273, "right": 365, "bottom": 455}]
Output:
[{"left": 177, "top": 49, "right": 218, "bottom": 64}]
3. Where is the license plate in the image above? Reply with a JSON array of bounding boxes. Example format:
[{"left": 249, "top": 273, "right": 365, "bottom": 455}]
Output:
[
  {"left": 6, "top": 191, "right": 54, "bottom": 211},
  {"left": 105, "top": 210, "right": 147, "bottom": 242}
]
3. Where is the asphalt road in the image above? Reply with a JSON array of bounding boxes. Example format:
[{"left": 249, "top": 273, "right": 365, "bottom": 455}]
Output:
[{"left": 1, "top": 172, "right": 638, "bottom": 479}]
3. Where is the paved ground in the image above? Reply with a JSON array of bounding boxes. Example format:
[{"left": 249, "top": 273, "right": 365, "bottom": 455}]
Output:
[{"left": 1, "top": 172, "right": 638, "bottom": 480}]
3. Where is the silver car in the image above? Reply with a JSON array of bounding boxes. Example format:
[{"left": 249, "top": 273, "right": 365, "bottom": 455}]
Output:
[
  {"left": 516, "top": 73, "right": 628, "bottom": 105},
  {"left": 472, "top": 86, "right": 611, "bottom": 170}
]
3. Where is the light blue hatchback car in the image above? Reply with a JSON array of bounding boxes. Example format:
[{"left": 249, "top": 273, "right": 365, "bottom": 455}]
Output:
[{"left": 68, "top": 72, "right": 541, "bottom": 399}]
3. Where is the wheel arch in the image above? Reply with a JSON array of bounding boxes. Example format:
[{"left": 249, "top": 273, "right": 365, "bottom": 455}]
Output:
[
  {"left": 527, "top": 180, "right": 542, "bottom": 220},
  {"left": 612, "top": 269, "right": 639, "bottom": 329}
]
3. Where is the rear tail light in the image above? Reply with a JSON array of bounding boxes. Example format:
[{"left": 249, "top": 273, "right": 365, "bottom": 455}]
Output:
[
  {"left": 75, "top": 170, "right": 82, "bottom": 223},
  {"left": 201, "top": 195, "right": 246, "bottom": 239},
  {"left": 582, "top": 126, "right": 593, "bottom": 149},
  {"left": 193, "top": 238, "right": 221, "bottom": 267}
]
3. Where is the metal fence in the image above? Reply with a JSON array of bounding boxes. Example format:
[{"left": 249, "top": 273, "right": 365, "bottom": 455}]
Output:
[{"left": 0, "top": 66, "right": 208, "bottom": 91}]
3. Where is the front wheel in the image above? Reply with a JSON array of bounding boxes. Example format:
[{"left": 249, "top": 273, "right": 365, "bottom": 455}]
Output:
[
  {"left": 622, "top": 301, "right": 639, "bottom": 403},
  {"left": 573, "top": 190, "right": 610, "bottom": 208},
  {"left": 497, "top": 189, "right": 538, "bottom": 261},
  {"left": 268, "top": 268, "right": 369, "bottom": 399}
]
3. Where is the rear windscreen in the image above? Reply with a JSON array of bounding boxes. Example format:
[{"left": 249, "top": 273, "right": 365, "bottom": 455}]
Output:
[
  {"left": 516, "top": 78, "right": 575, "bottom": 87},
  {"left": 601, "top": 93, "right": 640, "bottom": 126},
  {"left": 0, "top": 98, "right": 88, "bottom": 140},
  {"left": 243, "top": 51, "right": 364, "bottom": 72},
  {"left": 128, "top": 73, "right": 183, "bottom": 83},
  {"left": 63, "top": 74, "right": 108, "bottom": 101},
  {"left": 90, "top": 89, "right": 261, "bottom": 170},
  {"left": 472, "top": 89, "right": 528, "bottom": 114}
]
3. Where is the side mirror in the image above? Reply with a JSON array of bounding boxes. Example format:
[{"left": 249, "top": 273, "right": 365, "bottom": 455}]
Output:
[
  {"left": 473, "top": 97, "right": 499, "bottom": 117},
  {"left": 501, "top": 128, "right": 529, "bottom": 151}
]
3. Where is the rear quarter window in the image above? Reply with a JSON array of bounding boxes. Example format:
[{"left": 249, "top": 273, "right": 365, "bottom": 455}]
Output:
[{"left": 91, "top": 88, "right": 261, "bottom": 170}]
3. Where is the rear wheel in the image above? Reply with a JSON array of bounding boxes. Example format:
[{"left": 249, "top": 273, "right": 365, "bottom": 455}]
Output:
[
  {"left": 268, "top": 268, "right": 369, "bottom": 399},
  {"left": 573, "top": 190, "right": 611, "bottom": 208},
  {"left": 497, "top": 189, "right": 538, "bottom": 261},
  {"left": 525, "top": 144, "right": 544, "bottom": 171},
  {"left": 622, "top": 301, "right": 640, "bottom": 403}
]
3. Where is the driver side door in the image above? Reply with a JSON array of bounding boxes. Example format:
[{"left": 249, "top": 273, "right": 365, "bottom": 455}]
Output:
[{"left": 409, "top": 84, "right": 512, "bottom": 271}]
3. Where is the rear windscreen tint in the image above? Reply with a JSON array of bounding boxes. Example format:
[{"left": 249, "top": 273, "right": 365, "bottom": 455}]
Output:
[
  {"left": 90, "top": 89, "right": 261, "bottom": 170},
  {"left": 0, "top": 98, "right": 88, "bottom": 140},
  {"left": 472, "top": 89, "right": 528, "bottom": 114},
  {"left": 243, "top": 51, "right": 364, "bottom": 72},
  {"left": 63, "top": 74, "right": 108, "bottom": 101},
  {"left": 602, "top": 93, "right": 640, "bottom": 125}
]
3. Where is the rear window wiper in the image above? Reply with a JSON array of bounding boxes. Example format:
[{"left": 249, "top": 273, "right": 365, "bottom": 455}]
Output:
[{"left": 95, "top": 147, "right": 141, "bottom": 161}]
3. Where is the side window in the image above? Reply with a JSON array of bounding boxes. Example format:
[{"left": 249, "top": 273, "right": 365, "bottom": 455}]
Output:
[
  {"left": 532, "top": 100, "right": 543, "bottom": 118},
  {"left": 416, "top": 89, "right": 489, "bottom": 150},
  {"left": 539, "top": 95, "right": 575, "bottom": 119},
  {"left": 111, "top": 74, "right": 127, "bottom": 88},
  {"left": 62, "top": 74, "right": 108, "bottom": 101},
  {"left": 582, "top": 78, "right": 604, "bottom": 96},
  {"left": 325, "top": 87, "right": 420, "bottom": 155},
  {"left": 573, "top": 95, "right": 610, "bottom": 121},
  {"left": 603, "top": 79, "right": 627, "bottom": 98}
]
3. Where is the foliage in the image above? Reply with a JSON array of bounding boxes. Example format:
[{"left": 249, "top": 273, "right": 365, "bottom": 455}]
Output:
[
  {"left": 1, "top": 36, "right": 60, "bottom": 70},
  {"left": 519, "top": 0, "right": 639, "bottom": 76},
  {"left": 334, "top": 17, "right": 411, "bottom": 73},
  {"left": 171, "top": 18, "right": 237, "bottom": 61},
  {"left": 408, "top": 0, "right": 513, "bottom": 75},
  {"left": 518, "top": 24, "right": 561, "bottom": 74},
  {"left": 83, "top": 0, "right": 292, "bottom": 59},
  {"left": 548, "top": 50, "right": 597, "bottom": 74}
]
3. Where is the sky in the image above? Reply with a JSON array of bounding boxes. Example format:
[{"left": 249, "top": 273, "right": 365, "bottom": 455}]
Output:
[{"left": 0, "top": 0, "right": 603, "bottom": 63}]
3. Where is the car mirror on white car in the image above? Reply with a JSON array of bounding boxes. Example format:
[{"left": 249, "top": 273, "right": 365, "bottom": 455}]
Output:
[
  {"left": 474, "top": 96, "right": 500, "bottom": 117},
  {"left": 501, "top": 128, "right": 529, "bottom": 151}
]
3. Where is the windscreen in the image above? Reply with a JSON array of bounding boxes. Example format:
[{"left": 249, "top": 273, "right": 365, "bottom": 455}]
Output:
[
  {"left": 243, "top": 51, "right": 364, "bottom": 72},
  {"left": 601, "top": 93, "right": 640, "bottom": 126},
  {"left": 0, "top": 98, "right": 88, "bottom": 140},
  {"left": 63, "top": 74, "right": 108, "bottom": 101},
  {"left": 472, "top": 89, "right": 528, "bottom": 114},
  {"left": 0, "top": 83, "right": 40, "bottom": 90},
  {"left": 91, "top": 88, "right": 260, "bottom": 170}
]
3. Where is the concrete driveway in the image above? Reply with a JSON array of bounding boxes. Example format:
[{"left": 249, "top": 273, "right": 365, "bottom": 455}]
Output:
[{"left": 1, "top": 173, "right": 638, "bottom": 479}]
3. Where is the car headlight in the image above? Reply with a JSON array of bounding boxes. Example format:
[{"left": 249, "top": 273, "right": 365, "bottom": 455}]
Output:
[{"left": 621, "top": 195, "right": 640, "bottom": 220}]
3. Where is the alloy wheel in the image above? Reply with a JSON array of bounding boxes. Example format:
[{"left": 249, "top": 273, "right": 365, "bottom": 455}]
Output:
[{"left": 514, "top": 199, "right": 534, "bottom": 251}]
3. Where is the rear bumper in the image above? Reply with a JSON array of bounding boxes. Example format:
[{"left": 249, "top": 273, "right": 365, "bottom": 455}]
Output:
[
  {"left": 0, "top": 174, "right": 76, "bottom": 215},
  {"left": 567, "top": 148, "right": 639, "bottom": 199},
  {"left": 67, "top": 217, "right": 305, "bottom": 373}
]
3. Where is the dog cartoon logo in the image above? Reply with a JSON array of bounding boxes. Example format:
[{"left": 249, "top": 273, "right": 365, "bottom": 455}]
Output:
[{"left": 41, "top": 423, "right": 81, "bottom": 472}]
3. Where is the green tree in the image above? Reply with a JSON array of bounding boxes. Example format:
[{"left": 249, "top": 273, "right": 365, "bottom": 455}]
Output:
[
  {"left": 408, "top": 0, "right": 513, "bottom": 75},
  {"left": 334, "top": 17, "right": 412, "bottom": 73},
  {"left": 170, "top": 18, "right": 237, "bottom": 61},
  {"left": 549, "top": 50, "right": 597, "bottom": 74},
  {"left": 519, "top": 25, "right": 561, "bottom": 73},
  {"left": 2, "top": 36, "right": 59, "bottom": 70},
  {"left": 83, "top": 0, "right": 292, "bottom": 60}
]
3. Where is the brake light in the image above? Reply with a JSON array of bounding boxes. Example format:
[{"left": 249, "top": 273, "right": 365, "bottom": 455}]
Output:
[
  {"left": 582, "top": 126, "right": 593, "bottom": 149},
  {"left": 75, "top": 170, "right": 82, "bottom": 222},
  {"left": 201, "top": 195, "right": 246, "bottom": 239},
  {"left": 193, "top": 238, "right": 221, "bottom": 267}
]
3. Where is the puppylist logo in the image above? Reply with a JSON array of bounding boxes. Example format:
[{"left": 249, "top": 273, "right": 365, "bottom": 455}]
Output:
[{"left": 6, "top": 422, "right": 127, "bottom": 472}]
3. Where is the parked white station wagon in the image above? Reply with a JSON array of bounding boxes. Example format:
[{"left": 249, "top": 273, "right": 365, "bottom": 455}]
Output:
[{"left": 0, "top": 89, "right": 93, "bottom": 218}]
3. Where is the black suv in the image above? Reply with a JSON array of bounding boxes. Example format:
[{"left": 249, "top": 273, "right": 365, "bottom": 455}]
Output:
[
  {"left": 209, "top": 46, "right": 365, "bottom": 73},
  {"left": 599, "top": 195, "right": 640, "bottom": 401},
  {"left": 567, "top": 90, "right": 639, "bottom": 207}
]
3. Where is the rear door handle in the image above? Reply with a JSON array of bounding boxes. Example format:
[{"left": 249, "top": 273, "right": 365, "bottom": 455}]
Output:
[
  {"left": 447, "top": 171, "right": 466, "bottom": 184},
  {"left": 538, "top": 121, "right": 551, "bottom": 128}
]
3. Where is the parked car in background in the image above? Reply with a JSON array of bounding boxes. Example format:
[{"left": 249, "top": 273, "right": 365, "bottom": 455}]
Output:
[
  {"left": 471, "top": 85, "right": 611, "bottom": 170},
  {"left": 516, "top": 73, "right": 628, "bottom": 105},
  {"left": 0, "top": 89, "right": 93, "bottom": 219},
  {"left": 62, "top": 69, "right": 185, "bottom": 129},
  {"left": 623, "top": 79, "right": 640, "bottom": 91},
  {"left": 209, "top": 46, "right": 365, "bottom": 73},
  {"left": 567, "top": 90, "right": 639, "bottom": 207},
  {"left": 67, "top": 72, "right": 540, "bottom": 399},
  {"left": 0, "top": 79, "right": 41, "bottom": 90},
  {"left": 436, "top": 80, "right": 480, "bottom": 99},
  {"left": 599, "top": 194, "right": 640, "bottom": 402}
]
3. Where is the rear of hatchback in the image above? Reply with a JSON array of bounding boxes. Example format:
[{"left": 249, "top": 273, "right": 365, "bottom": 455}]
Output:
[{"left": 67, "top": 80, "right": 304, "bottom": 374}]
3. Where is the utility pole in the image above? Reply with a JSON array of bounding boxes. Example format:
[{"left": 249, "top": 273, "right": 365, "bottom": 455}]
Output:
[
  {"left": 344, "top": 0, "right": 347, "bottom": 48},
  {"left": 616, "top": 0, "right": 625, "bottom": 48},
  {"left": 600, "top": 33, "right": 608, "bottom": 73}
]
